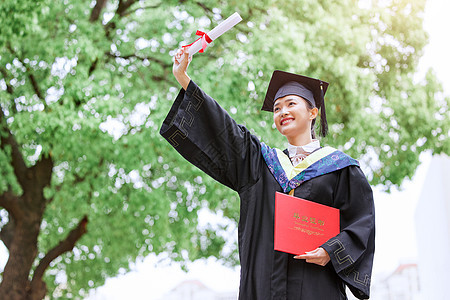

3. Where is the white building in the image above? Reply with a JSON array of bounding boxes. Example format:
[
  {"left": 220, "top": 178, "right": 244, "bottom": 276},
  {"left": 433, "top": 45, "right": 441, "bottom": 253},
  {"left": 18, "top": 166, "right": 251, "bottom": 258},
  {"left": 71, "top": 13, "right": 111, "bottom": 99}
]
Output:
[
  {"left": 415, "top": 154, "right": 450, "bottom": 299},
  {"left": 158, "top": 279, "right": 237, "bottom": 300},
  {"left": 370, "top": 263, "right": 420, "bottom": 300}
]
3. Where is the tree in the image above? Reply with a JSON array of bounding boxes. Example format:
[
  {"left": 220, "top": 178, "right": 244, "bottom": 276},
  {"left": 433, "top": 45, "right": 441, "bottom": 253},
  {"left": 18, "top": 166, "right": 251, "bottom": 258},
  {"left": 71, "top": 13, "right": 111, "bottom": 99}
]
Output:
[{"left": 0, "top": 0, "right": 448, "bottom": 299}]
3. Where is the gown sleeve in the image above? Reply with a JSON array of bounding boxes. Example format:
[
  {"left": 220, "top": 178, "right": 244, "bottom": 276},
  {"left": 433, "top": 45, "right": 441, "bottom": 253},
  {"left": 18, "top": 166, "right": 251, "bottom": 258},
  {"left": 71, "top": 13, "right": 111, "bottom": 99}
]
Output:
[
  {"left": 159, "top": 80, "right": 262, "bottom": 192},
  {"left": 320, "top": 165, "right": 375, "bottom": 299}
]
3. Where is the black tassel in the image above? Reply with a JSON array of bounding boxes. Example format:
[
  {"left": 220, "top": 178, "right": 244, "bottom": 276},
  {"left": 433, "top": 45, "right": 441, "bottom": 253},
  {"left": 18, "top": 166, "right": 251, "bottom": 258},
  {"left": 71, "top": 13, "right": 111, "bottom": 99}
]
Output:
[{"left": 319, "top": 81, "right": 328, "bottom": 137}]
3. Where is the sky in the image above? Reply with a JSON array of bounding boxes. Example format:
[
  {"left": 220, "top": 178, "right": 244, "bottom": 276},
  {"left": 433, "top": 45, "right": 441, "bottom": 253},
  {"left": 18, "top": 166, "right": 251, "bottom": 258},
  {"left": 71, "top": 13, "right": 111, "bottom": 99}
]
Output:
[
  {"left": 1, "top": 0, "right": 449, "bottom": 299},
  {"left": 418, "top": 0, "right": 450, "bottom": 94}
]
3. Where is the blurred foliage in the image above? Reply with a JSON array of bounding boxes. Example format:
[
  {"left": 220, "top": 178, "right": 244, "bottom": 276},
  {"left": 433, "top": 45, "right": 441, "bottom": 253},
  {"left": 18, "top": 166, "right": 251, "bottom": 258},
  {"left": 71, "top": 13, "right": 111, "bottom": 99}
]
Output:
[{"left": 0, "top": 0, "right": 448, "bottom": 298}]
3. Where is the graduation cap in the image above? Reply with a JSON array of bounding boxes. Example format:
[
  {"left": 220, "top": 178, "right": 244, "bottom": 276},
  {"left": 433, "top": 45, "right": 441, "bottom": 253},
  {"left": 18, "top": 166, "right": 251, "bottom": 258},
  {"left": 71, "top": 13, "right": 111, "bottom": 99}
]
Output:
[{"left": 261, "top": 70, "right": 329, "bottom": 137}]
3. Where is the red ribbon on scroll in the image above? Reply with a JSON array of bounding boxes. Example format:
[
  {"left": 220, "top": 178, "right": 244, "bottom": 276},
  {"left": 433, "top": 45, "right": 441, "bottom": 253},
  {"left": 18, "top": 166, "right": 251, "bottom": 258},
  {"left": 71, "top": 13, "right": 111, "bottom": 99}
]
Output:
[{"left": 182, "top": 30, "right": 213, "bottom": 53}]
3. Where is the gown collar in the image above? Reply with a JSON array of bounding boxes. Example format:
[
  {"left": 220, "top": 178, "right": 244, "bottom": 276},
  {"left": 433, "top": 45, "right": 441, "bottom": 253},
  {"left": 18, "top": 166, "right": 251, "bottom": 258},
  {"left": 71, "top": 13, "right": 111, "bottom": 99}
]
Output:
[
  {"left": 287, "top": 139, "right": 320, "bottom": 158},
  {"left": 261, "top": 143, "right": 360, "bottom": 193},
  {"left": 287, "top": 140, "right": 321, "bottom": 167}
]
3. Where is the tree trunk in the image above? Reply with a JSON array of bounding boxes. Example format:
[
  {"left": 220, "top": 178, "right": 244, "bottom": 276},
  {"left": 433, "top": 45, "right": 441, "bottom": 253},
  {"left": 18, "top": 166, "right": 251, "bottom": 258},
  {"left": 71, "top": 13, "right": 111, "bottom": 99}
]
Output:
[
  {"left": 0, "top": 193, "right": 88, "bottom": 299},
  {"left": 0, "top": 155, "right": 52, "bottom": 299},
  {"left": 0, "top": 195, "right": 45, "bottom": 299}
]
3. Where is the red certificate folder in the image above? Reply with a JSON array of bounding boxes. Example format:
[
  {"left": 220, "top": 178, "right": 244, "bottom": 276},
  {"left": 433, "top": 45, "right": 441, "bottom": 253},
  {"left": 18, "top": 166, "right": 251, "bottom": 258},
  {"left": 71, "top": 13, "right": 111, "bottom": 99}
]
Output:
[{"left": 274, "top": 192, "right": 340, "bottom": 255}]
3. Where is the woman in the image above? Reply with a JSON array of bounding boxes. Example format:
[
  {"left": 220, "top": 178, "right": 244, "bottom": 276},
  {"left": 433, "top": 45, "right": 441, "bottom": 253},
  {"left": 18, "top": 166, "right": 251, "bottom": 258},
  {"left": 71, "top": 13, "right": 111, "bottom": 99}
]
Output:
[{"left": 160, "top": 49, "right": 375, "bottom": 299}]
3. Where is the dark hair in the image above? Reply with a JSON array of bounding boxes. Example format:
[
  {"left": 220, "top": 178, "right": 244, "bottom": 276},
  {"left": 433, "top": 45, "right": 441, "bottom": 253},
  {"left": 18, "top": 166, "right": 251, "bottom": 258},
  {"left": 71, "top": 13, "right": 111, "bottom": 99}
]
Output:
[{"left": 304, "top": 99, "right": 317, "bottom": 139}]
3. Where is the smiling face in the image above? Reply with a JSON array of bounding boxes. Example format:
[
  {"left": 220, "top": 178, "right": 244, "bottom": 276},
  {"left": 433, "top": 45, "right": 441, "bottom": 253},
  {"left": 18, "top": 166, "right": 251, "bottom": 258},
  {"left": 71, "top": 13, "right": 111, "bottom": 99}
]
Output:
[{"left": 273, "top": 95, "right": 318, "bottom": 145}]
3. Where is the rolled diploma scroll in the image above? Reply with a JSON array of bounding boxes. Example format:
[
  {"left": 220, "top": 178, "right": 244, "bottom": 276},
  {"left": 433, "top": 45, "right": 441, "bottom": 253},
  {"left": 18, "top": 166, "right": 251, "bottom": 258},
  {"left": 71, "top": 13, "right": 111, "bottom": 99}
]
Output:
[{"left": 178, "top": 12, "right": 243, "bottom": 62}]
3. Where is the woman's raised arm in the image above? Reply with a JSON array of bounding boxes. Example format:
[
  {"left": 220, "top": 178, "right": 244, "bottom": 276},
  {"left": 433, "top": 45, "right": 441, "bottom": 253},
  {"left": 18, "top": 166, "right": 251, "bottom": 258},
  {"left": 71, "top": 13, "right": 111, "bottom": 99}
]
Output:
[{"left": 172, "top": 48, "right": 192, "bottom": 90}]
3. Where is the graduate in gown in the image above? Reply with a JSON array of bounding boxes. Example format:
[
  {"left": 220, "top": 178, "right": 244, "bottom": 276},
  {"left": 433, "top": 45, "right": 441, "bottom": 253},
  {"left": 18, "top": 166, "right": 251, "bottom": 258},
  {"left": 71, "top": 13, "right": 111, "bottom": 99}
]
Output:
[{"left": 160, "top": 49, "right": 375, "bottom": 300}]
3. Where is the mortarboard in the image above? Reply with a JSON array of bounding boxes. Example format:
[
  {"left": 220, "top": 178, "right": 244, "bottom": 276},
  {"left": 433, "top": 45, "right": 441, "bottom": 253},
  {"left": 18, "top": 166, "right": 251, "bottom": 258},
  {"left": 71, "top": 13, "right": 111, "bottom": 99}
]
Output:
[{"left": 261, "top": 70, "right": 329, "bottom": 136}]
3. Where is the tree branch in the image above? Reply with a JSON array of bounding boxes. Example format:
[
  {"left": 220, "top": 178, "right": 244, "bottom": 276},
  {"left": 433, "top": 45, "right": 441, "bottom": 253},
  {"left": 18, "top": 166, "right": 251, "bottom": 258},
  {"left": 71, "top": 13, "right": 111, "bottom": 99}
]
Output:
[
  {"left": 88, "top": 58, "right": 99, "bottom": 76},
  {"left": 196, "top": 2, "right": 215, "bottom": 16},
  {"left": 0, "top": 67, "right": 18, "bottom": 114},
  {"left": 0, "top": 109, "right": 28, "bottom": 189},
  {"left": 0, "top": 217, "right": 15, "bottom": 250},
  {"left": 30, "top": 154, "right": 54, "bottom": 192},
  {"left": 116, "top": 0, "right": 138, "bottom": 17},
  {"left": 103, "top": 0, "right": 139, "bottom": 38},
  {"left": 90, "top": 0, "right": 109, "bottom": 23},
  {"left": 27, "top": 72, "right": 44, "bottom": 101},
  {"left": 30, "top": 216, "right": 88, "bottom": 289},
  {"left": 0, "top": 192, "right": 21, "bottom": 223},
  {"left": 0, "top": 67, "right": 14, "bottom": 95},
  {"left": 120, "top": 3, "right": 162, "bottom": 17},
  {"left": 6, "top": 43, "right": 47, "bottom": 109},
  {"left": 105, "top": 51, "right": 172, "bottom": 69}
]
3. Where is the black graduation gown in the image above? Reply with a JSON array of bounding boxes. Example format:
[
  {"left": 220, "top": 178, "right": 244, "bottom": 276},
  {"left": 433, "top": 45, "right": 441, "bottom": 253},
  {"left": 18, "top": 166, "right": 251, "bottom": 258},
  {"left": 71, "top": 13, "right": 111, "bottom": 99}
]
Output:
[{"left": 160, "top": 80, "right": 375, "bottom": 300}]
